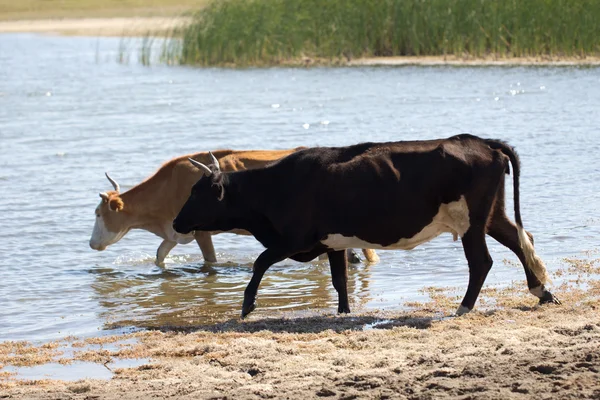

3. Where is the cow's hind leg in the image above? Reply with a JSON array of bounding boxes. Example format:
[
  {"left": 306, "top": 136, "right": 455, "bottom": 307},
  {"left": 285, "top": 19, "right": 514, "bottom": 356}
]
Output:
[
  {"left": 458, "top": 228, "right": 493, "bottom": 315},
  {"left": 362, "top": 248, "right": 379, "bottom": 264},
  {"left": 488, "top": 214, "right": 560, "bottom": 305},
  {"left": 328, "top": 250, "right": 350, "bottom": 313},
  {"left": 194, "top": 231, "right": 217, "bottom": 263},
  {"left": 457, "top": 157, "right": 507, "bottom": 315}
]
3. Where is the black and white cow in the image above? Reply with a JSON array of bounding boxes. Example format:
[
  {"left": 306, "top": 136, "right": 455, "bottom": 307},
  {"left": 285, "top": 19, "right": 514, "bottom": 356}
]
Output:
[{"left": 173, "top": 134, "right": 560, "bottom": 318}]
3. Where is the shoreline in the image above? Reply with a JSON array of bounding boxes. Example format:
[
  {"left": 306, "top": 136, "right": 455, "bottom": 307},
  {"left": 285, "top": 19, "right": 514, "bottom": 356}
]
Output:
[
  {"left": 2, "top": 257, "right": 599, "bottom": 399},
  {"left": 351, "top": 55, "right": 600, "bottom": 67},
  {"left": 2, "top": 18, "right": 600, "bottom": 66},
  {"left": 2, "top": 302, "right": 599, "bottom": 399},
  {"left": 0, "top": 17, "right": 190, "bottom": 36}
]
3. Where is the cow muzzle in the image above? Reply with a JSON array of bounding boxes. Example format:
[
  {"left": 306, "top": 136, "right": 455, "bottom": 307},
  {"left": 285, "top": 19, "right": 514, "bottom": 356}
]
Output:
[{"left": 89, "top": 240, "right": 106, "bottom": 251}]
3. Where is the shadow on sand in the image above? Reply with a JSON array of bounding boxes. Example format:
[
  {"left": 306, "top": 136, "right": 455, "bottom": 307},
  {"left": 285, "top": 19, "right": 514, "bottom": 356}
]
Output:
[{"left": 144, "top": 313, "right": 437, "bottom": 334}]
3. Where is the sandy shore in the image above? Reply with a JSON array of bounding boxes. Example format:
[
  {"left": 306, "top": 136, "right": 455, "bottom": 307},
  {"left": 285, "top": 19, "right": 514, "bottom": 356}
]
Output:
[
  {"left": 2, "top": 256, "right": 599, "bottom": 399},
  {"left": 0, "top": 17, "right": 190, "bottom": 36},
  {"left": 351, "top": 55, "right": 600, "bottom": 67},
  {"left": 2, "top": 304, "right": 599, "bottom": 399}
]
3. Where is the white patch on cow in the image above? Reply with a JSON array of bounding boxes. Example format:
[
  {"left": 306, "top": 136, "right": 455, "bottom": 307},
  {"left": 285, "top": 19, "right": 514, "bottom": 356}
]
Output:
[
  {"left": 89, "top": 215, "right": 127, "bottom": 251},
  {"left": 163, "top": 223, "right": 195, "bottom": 245},
  {"left": 529, "top": 285, "right": 545, "bottom": 298},
  {"left": 455, "top": 305, "right": 471, "bottom": 316},
  {"left": 175, "top": 234, "right": 195, "bottom": 244},
  {"left": 321, "top": 196, "right": 470, "bottom": 251}
]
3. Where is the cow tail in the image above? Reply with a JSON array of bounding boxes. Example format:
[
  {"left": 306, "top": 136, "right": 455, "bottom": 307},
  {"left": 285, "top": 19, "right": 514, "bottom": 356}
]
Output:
[{"left": 486, "top": 139, "right": 550, "bottom": 285}]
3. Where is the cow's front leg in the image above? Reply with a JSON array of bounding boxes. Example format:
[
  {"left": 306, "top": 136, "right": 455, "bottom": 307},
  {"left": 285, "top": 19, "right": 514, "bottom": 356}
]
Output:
[
  {"left": 328, "top": 250, "right": 350, "bottom": 313},
  {"left": 194, "top": 231, "right": 217, "bottom": 263},
  {"left": 242, "top": 247, "right": 299, "bottom": 318},
  {"left": 156, "top": 240, "right": 177, "bottom": 267}
]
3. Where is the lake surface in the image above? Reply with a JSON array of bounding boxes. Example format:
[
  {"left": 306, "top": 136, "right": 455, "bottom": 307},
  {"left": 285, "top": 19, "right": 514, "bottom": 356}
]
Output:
[{"left": 1, "top": 34, "right": 599, "bottom": 342}]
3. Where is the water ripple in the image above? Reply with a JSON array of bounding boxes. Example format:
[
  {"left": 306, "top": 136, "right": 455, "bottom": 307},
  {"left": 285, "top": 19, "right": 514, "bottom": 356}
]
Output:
[{"left": 1, "top": 34, "right": 599, "bottom": 341}]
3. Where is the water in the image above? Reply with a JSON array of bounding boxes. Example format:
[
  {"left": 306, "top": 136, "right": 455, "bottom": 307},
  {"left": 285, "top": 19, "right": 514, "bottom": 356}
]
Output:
[
  {"left": 1, "top": 33, "right": 599, "bottom": 343},
  {"left": 3, "top": 336, "right": 150, "bottom": 381}
]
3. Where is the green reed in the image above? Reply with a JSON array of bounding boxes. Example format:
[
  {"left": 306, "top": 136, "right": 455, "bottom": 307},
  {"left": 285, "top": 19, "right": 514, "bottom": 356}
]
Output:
[{"left": 161, "top": 0, "right": 600, "bottom": 66}]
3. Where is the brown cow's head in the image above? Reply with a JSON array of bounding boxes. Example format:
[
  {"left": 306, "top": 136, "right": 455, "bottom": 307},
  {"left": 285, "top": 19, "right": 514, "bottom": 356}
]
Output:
[
  {"left": 173, "top": 152, "right": 229, "bottom": 235},
  {"left": 89, "top": 173, "right": 129, "bottom": 251}
]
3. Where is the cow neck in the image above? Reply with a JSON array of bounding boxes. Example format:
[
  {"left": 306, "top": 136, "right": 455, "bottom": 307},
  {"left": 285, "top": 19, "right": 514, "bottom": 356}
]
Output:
[
  {"left": 117, "top": 177, "right": 171, "bottom": 234},
  {"left": 226, "top": 168, "right": 274, "bottom": 236}
]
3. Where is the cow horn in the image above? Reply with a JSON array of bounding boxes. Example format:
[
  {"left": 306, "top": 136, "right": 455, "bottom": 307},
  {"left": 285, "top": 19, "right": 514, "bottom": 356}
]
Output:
[
  {"left": 105, "top": 172, "right": 120, "bottom": 192},
  {"left": 208, "top": 151, "right": 221, "bottom": 172},
  {"left": 188, "top": 158, "right": 212, "bottom": 176},
  {"left": 99, "top": 192, "right": 109, "bottom": 202}
]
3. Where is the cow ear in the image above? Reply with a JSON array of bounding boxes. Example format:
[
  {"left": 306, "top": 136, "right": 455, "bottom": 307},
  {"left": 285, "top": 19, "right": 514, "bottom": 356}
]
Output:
[{"left": 108, "top": 197, "right": 124, "bottom": 212}]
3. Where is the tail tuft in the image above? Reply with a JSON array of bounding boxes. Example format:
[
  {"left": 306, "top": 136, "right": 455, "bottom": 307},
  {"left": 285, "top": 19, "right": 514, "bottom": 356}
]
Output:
[
  {"left": 517, "top": 226, "right": 550, "bottom": 285},
  {"left": 487, "top": 138, "right": 551, "bottom": 285}
]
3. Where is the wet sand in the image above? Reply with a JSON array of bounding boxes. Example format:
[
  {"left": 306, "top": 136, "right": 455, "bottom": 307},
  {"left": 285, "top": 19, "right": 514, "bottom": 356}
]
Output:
[{"left": 2, "top": 257, "right": 599, "bottom": 399}]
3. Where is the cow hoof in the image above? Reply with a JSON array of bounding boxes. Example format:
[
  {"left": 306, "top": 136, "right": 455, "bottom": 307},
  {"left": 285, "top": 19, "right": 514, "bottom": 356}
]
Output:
[
  {"left": 347, "top": 249, "right": 362, "bottom": 264},
  {"left": 539, "top": 291, "right": 561, "bottom": 306},
  {"left": 337, "top": 306, "right": 351, "bottom": 314},
  {"left": 455, "top": 305, "right": 471, "bottom": 316},
  {"left": 241, "top": 302, "right": 256, "bottom": 319}
]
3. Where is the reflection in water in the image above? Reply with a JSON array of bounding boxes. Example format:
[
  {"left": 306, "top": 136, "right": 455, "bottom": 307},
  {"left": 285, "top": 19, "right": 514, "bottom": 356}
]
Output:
[{"left": 91, "top": 257, "right": 372, "bottom": 329}]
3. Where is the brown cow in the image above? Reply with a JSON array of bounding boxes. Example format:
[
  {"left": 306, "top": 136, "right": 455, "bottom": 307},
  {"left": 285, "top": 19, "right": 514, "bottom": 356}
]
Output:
[{"left": 90, "top": 149, "right": 379, "bottom": 266}]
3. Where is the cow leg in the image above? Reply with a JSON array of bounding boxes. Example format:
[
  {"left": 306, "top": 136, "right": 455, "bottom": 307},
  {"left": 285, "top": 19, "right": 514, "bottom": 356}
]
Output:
[
  {"left": 328, "top": 250, "right": 350, "bottom": 313},
  {"left": 488, "top": 214, "right": 560, "bottom": 305},
  {"left": 156, "top": 240, "right": 177, "bottom": 267},
  {"left": 242, "top": 247, "right": 301, "bottom": 318},
  {"left": 319, "top": 249, "right": 366, "bottom": 264},
  {"left": 194, "top": 231, "right": 217, "bottom": 263},
  {"left": 317, "top": 250, "right": 352, "bottom": 262},
  {"left": 362, "top": 248, "right": 379, "bottom": 264},
  {"left": 291, "top": 248, "right": 351, "bottom": 313},
  {"left": 347, "top": 249, "right": 379, "bottom": 264},
  {"left": 347, "top": 249, "right": 362, "bottom": 264},
  {"left": 457, "top": 228, "right": 493, "bottom": 315},
  {"left": 456, "top": 157, "right": 512, "bottom": 315}
]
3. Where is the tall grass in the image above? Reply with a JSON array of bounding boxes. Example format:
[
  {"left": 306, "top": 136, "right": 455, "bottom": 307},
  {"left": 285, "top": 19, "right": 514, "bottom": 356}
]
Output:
[{"left": 161, "top": 0, "right": 600, "bottom": 66}]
